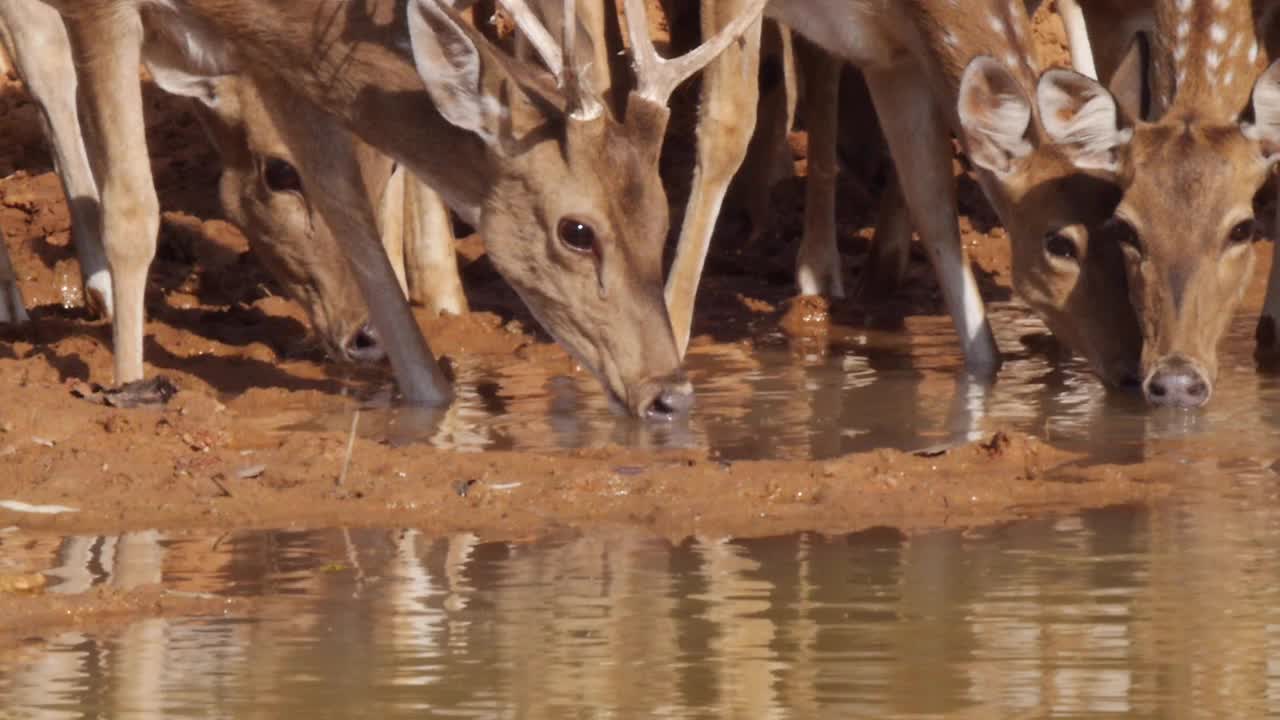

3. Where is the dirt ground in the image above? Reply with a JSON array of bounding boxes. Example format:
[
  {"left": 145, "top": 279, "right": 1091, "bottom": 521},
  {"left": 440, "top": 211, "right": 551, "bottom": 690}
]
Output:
[{"left": 0, "top": 5, "right": 1268, "bottom": 639}]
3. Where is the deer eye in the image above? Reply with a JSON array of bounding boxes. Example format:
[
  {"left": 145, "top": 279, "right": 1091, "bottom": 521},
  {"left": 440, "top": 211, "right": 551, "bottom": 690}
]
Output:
[
  {"left": 263, "top": 157, "right": 303, "bottom": 193},
  {"left": 1228, "top": 218, "right": 1257, "bottom": 247},
  {"left": 557, "top": 218, "right": 597, "bottom": 255},
  {"left": 1043, "top": 232, "right": 1079, "bottom": 261}
]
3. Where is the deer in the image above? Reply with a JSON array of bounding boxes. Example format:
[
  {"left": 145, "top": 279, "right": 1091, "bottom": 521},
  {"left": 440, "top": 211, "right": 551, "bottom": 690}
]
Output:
[
  {"left": 0, "top": 0, "right": 468, "bottom": 362},
  {"left": 667, "top": 0, "right": 1144, "bottom": 389},
  {"left": 188, "top": 72, "right": 471, "bottom": 359},
  {"left": 36, "top": 0, "right": 766, "bottom": 419},
  {"left": 1037, "top": 0, "right": 1280, "bottom": 407},
  {"left": 842, "top": 0, "right": 1155, "bottom": 306}
]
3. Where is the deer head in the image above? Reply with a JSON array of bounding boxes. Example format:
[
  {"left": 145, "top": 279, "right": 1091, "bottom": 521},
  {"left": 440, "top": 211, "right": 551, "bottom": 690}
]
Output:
[
  {"left": 154, "top": 68, "right": 392, "bottom": 364},
  {"left": 958, "top": 56, "right": 1142, "bottom": 389},
  {"left": 1032, "top": 59, "right": 1280, "bottom": 408},
  {"left": 402, "top": 0, "right": 763, "bottom": 417}
]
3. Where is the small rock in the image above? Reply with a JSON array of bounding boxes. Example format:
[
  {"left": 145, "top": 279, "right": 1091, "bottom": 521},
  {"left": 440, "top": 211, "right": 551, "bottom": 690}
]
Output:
[
  {"left": 0, "top": 573, "right": 46, "bottom": 594},
  {"left": 235, "top": 464, "right": 267, "bottom": 480}
]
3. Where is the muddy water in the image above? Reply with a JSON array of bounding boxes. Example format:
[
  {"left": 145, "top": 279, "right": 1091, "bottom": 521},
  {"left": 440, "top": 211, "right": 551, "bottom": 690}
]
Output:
[
  {"left": 4, "top": 470, "right": 1280, "bottom": 719},
  {"left": 257, "top": 305, "right": 1280, "bottom": 462},
  {"left": 4, "top": 310, "right": 1280, "bottom": 716}
]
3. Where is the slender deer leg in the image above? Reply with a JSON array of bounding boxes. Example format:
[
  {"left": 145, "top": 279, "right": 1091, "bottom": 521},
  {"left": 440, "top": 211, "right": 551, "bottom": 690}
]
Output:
[
  {"left": 795, "top": 41, "right": 842, "bottom": 298},
  {"left": 1258, "top": 190, "right": 1280, "bottom": 363},
  {"left": 863, "top": 65, "right": 1000, "bottom": 371},
  {"left": 0, "top": 0, "right": 112, "bottom": 318},
  {"left": 404, "top": 176, "right": 468, "bottom": 316},
  {"left": 63, "top": 8, "right": 155, "bottom": 385},
  {"left": 725, "top": 20, "right": 793, "bottom": 248},
  {"left": 856, "top": 172, "right": 912, "bottom": 302},
  {"left": 377, "top": 163, "right": 412, "bottom": 297},
  {"left": 665, "top": 2, "right": 762, "bottom": 357},
  {"left": 0, "top": 229, "right": 27, "bottom": 324},
  {"left": 250, "top": 74, "right": 452, "bottom": 406}
]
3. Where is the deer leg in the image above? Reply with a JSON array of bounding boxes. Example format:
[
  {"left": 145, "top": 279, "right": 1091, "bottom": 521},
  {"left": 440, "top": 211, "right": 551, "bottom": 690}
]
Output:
[
  {"left": 1258, "top": 190, "right": 1280, "bottom": 363},
  {"left": 664, "top": 2, "right": 762, "bottom": 358},
  {"left": 725, "top": 20, "right": 793, "bottom": 249},
  {"left": 856, "top": 171, "right": 912, "bottom": 302},
  {"left": 0, "top": 229, "right": 27, "bottom": 324},
  {"left": 0, "top": 0, "right": 112, "bottom": 318},
  {"left": 63, "top": 9, "right": 156, "bottom": 385},
  {"left": 795, "top": 41, "right": 842, "bottom": 298},
  {"left": 863, "top": 66, "right": 1000, "bottom": 371},
  {"left": 252, "top": 76, "right": 452, "bottom": 406},
  {"left": 404, "top": 173, "right": 468, "bottom": 316},
  {"left": 377, "top": 163, "right": 411, "bottom": 298}
]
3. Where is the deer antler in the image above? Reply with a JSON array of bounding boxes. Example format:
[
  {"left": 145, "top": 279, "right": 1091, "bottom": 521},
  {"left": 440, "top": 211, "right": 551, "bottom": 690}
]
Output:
[
  {"left": 623, "top": 0, "right": 768, "bottom": 106},
  {"left": 499, "top": 0, "right": 602, "bottom": 119}
]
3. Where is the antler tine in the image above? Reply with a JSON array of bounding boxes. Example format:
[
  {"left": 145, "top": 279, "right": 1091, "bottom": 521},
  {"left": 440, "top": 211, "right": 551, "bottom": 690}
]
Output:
[
  {"left": 624, "top": 0, "right": 768, "bottom": 105},
  {"left": 499, "top": 0, "right": 564, "bottom": 79},
  {"left": 560, "top": 0, "right": 604, "bottom": 119}
]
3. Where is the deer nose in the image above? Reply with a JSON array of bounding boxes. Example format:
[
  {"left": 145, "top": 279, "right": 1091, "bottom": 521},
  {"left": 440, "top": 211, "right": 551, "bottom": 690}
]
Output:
[
  {"left": 640, "top": 374, "right": 695, "bottom": 421},
  {"left": 343, "top": 322, "right": 386, "bottom": 363},
  {"left": 1144, "top": 357, "right": 1210, "bottom": 408}
]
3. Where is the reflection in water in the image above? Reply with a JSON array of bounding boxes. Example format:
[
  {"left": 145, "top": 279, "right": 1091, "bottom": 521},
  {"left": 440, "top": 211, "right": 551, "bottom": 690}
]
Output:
[
  {"left": 6, "top": 459, "right": 1280, "bottom": 718},
  {"left": 253, "top": 306, "right": 1280, "bottom": 461}
]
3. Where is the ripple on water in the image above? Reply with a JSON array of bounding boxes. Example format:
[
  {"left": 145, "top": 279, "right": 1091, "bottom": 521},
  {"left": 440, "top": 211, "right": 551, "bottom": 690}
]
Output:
[{"left": 243, "top": 304, "right": 1280, "bottom": 463}]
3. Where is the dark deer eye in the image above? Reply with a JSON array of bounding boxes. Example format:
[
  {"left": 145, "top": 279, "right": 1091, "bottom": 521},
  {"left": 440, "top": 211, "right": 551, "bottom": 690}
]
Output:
[
  {"left": 1228, "top": 218, "right": 1257, "bottom": 246},
  {"left": 557, "top": 218, "right": 597, "bottom": 255},
  {"left": 1044, "top": 232, "right": 1079, "bottom": 260},
  {"left": 263, "top": 157, "right": 303, "bottom": 193}
]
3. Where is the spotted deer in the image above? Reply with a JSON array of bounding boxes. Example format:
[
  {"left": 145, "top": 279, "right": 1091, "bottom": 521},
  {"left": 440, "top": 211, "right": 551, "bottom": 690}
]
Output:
[
  {"left": 1038, "top": 0, "right": 1280, "bottom": 407},
  {"left": 0, "top": 0, "right": 467, "bottom": 362},
  {"left": 801, "top": 0, "right": 1121, "bottom": 306},
  {"left": 38, "top": 0, "right": 764, "bottom": 418},
  {"left": 670, "top": 0, "right": 1143, "bottom": 386}
]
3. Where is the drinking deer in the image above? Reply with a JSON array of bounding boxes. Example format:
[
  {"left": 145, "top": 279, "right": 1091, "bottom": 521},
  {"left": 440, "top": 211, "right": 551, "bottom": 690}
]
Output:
[
  {"left": 0, "top": 0, "right": 467, "bottom": 363},
  {"left": 40, "top": 0, "right": 764, "bottom": 418},
  {"left": 188, "top": 72, "right": 470, "bottom": 360},
  {"left": 1038, "top": 0, "right": 1280, "bottom": 407},
  {"left": 669, "top": 0, "right": 1143, "bottom": 387}
]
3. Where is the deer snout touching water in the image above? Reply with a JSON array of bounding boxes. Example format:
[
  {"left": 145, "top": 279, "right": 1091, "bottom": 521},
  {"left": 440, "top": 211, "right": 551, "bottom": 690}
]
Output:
[{"left": 1038, "top": 0, "right": 1280, "bottom": 408}]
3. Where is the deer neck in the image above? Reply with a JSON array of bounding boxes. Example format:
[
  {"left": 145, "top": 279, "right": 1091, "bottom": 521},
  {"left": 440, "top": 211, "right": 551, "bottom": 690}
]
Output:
[
  {"left": 1152, "top": 0, "right": 1264, "bottom": 123},
  {"left": 183, "top": 0, "right": 493, "bottom": 223}
]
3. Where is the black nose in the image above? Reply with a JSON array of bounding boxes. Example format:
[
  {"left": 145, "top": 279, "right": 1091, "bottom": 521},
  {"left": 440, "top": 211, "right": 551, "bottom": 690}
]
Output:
[
  {"left": 641, "top": 377, "right": 695, "bottom": 420},
  {"left": 344, "top": 323, "right": 386, "bottom": 363},
  {"left": 1143, "top": 358, "right": 1210, "bottom": 408}
]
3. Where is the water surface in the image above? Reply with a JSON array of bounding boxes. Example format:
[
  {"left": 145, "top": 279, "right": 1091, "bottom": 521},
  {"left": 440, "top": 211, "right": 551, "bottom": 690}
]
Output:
[{"left": 260, "top": 304, "right": 1280, "bottom": 462}]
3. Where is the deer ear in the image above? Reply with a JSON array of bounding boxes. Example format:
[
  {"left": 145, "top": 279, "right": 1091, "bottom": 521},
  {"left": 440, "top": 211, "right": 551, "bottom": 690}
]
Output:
[
  {"left": 958, "top": 56, "right": 1034, "bottom": 176},
  {"left": 407, "top": 0, "right": 509, "bottom": 145},
  {"left": 1244, "top": 60, "right": 1280, "bottom": 167},
  {"left": 1037, "top": 68, "right": 1131, "bottom": 175}
]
